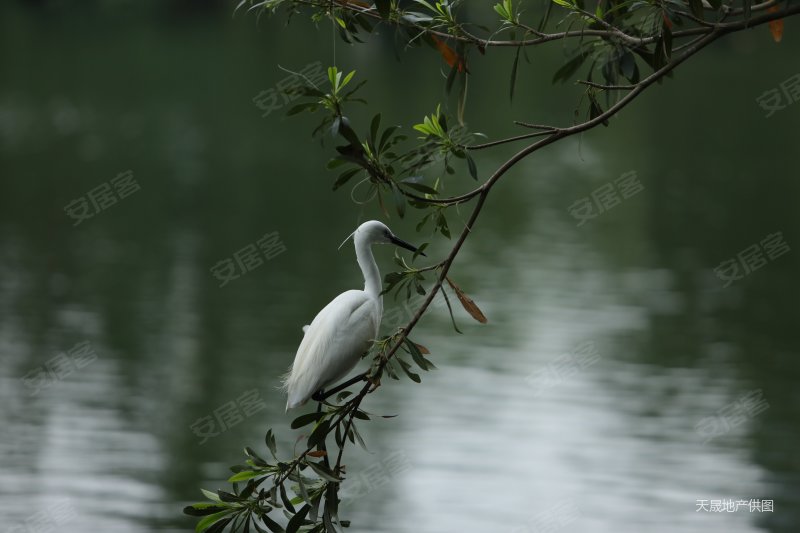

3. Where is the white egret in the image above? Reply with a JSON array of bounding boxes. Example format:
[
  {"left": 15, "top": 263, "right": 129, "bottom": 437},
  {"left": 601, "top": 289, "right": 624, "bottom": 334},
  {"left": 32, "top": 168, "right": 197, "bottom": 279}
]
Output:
[{"left": 283, "top": 220, "right": 424, "bottom": 410}]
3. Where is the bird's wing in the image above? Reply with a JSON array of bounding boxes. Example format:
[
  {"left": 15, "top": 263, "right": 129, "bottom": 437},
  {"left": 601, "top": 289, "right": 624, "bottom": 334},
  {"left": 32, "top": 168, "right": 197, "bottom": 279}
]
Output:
[
  {"left": 284, "top": 290, "right": 379, "bottom": 410},
  {"left": 302, "top": 325, "right": 310, "bottom": 334}
]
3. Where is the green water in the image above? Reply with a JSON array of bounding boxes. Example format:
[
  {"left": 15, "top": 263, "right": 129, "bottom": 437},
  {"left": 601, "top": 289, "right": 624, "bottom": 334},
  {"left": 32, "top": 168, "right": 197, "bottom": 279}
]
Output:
[{"left": 1, "top": 2, "right": 799, "bottom": 532}]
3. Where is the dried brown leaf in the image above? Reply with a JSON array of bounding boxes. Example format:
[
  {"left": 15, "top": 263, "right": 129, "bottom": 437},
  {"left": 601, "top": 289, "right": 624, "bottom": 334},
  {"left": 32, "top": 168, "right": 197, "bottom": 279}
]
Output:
[{"left": 446, "top": 276, "right": 488, "bottom": 324}]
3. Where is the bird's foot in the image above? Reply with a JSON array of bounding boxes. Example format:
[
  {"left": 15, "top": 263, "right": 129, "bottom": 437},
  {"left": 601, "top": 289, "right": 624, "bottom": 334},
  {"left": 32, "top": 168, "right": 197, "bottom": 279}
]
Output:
[{"left": 312, "top": 389, "right": 325, "bottom": 402}]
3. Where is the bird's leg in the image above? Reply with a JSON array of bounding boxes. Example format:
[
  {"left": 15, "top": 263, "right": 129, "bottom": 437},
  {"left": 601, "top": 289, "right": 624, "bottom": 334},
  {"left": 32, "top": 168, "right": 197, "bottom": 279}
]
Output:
[
  {"left": 315, "top": 372, "right": 369, "bottom": 402},
  {"left": 313, "top": 395, "right": 332, "bottom": 468},
  {"left": 312, "top": 389, "right": 325, "bottom": 402}
]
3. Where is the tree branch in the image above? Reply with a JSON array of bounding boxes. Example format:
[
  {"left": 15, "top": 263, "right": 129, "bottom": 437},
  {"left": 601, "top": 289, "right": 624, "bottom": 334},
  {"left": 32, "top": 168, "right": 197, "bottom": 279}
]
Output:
[{"left": 191, "top": 3, "right": 800, "bottom": 530}]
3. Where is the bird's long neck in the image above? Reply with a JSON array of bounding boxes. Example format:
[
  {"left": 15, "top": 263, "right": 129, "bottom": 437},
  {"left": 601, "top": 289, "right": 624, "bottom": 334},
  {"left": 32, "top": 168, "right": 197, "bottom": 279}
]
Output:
[{"left": 355, "top": 236, "right": 382, "bottom": 300}]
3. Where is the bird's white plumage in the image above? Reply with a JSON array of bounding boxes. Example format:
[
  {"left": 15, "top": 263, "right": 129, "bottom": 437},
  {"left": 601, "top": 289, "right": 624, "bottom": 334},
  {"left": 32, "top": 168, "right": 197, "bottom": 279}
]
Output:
[
  {"left": 282, "top": 220, "right": 420, "bottom": 411},
  {"left": 284, "top": 290, "right": 380, "bottom": 409}
]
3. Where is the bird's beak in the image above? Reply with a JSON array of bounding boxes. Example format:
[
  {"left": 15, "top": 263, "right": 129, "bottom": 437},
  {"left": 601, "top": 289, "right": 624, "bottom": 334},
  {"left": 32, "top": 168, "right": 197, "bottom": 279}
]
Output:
[{"left": 389, "top": 234, "right": 427, "bottom": 257}]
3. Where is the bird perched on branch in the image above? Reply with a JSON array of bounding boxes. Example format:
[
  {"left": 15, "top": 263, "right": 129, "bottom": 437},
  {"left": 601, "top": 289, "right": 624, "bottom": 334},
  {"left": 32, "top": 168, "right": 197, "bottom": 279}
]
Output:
[{"left": 283, "top": 220, "right": 424, "bottom": 410}]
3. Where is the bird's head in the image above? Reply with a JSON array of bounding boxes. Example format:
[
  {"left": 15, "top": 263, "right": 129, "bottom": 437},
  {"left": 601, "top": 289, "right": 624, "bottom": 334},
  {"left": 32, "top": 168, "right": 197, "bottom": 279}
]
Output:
[{"left": 348, "top": 220, "right": 426, "bottom": 256}]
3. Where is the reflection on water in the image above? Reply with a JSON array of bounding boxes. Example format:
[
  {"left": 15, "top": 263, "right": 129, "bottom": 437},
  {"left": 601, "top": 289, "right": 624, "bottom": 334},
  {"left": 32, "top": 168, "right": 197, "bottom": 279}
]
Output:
[{"left": 1, "top": 3, "right": 799, "bottom": 532}]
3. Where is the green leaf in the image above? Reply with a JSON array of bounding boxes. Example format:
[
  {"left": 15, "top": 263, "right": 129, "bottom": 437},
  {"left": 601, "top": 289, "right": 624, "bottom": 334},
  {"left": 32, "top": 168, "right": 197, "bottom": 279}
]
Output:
[
  {"left": 206, "top": 517, "right": 233, "bottom": 533},
  {"left": 218, "top": 489, "right": 240, "bottom": 503},
  {"left": 307, "top": 461, "right": 341, "bottom": 482},
  {"left": 349, "top": 421, "right": 369, "bottom": 451},
  {"left": 401, "top": 180, "right": 438, "bottom": 195},
  {"left": 440, "top": 285, "right": 463, "bottom": 334},
  {"left": 286, "top": 505, "right": 311, "bottom": 533},
  {"left": 654, "top": 21, "right": 672, "bottom": 69},
  {"left": 412, "top": 243, "right": 428, "bottom": 261},
  {"left": 509, "top": 46, "right": 521, "bottom": 101},
  {"left": 552, "top": 52, "right": 588, "bottom": 83},
  {"left": 353, "top": 409, "right": 370, "bottom": 420},
  {"left": 391, "top": 183, "right": 406, "bottom": 218},
  {"left": 688, "top": 0, "right": 704, "bottom": 19},
  {"left": 436, "top": 211, "right": 451, "bottom": 239},
  {"left": 405, "top": 338, "right": 434, "bottom": 371},
  {"left": 333, "top": 168, "right": 360, "bottom": 191},
  {"left": 201, "top": 489, "right": 222, "bottom": 503},
  {"left": 196, "top": 510, "right": 233, "bottom": 533},
  {"left": 296, "top": 473, "right": 310, "bottom": 505},
  {"left": 327, "top": 66, "right": 338, "bottom": 88},
  {"left": 265, "top": 429, "right": 278, "bottom": 460},
  {"left": 184, "top": 504, "right": 229, "bottom": 517},
  {"left": 342, "top": 78, "right": 368, "bottom": 100},
  {"left": 325, "top": 483, "right": 339, "bottom": 522},
  {"left": 239, "top": 479, "right": 258, "bottom": 500},
  {"left": 338, "top": 116, "right": 361, "bottom": 147},
  {"left": 326, "top": 158, "right": 347, "bottom": 170},
  {"left": 465, "top": 152, "right": 478, "bottom": 180},
  {"left": 336, "top": 390, "right": 352, "bottom": 402},
  {"left": 413, "top": 123, "right": 433, "bottom": 136},
  {"left": 416, "top": 213, "right": 432, "bottom": 232},
  {"left": 340, "top": 70, "right": 356, "bottom": 91},
  {"left": 308, "top": 490, "right": 322, "bottom": 524},
  {"left": 370, "top": 113, "right": 381, "bottom": 146},
  {"left": 619, "top": 49, "right": 636, "bottom": 82},
  {"left": 260, "top": 513, "right": 285, "bottom": 533},
  {"left": 379, "top": 125, "right": 401, "bottom": 151},
  {"left": 227, "top": 470, "right": 261, "bottom": 483},
  {"left": 286, "top": 102, "right": 317, "bottom": 116},
  {"left": 414, "top": 0, "right": 438, "bottom": 15},
  {"left": 307, "top": 419, "right": 330, "bottom": 449},
  {"left": 280, "top": 482, "right": 296, "bottom": 514},
  {"left": 244, "top": 446, "right": 267, "bottom": 466},
  {"left": 397, "top": 358, "right": 421, "bottom": 383},
  {"left": 588, "top": 92, "right": 609, "bottom": 127},
  {"left": 385, "top": 358, "right": 400, "bottom": 380},
  {"left": 551, "top": 0, "right": 575, "bottom": 9},
  {"left": 291, "top": 411, "right": 324, "bottom": 429}
]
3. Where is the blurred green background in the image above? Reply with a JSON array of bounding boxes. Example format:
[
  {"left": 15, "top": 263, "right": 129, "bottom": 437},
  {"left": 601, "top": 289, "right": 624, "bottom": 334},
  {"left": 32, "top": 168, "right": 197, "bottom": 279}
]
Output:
[{"left": 1, "top": 1, "right": 799, "bottom": 532}]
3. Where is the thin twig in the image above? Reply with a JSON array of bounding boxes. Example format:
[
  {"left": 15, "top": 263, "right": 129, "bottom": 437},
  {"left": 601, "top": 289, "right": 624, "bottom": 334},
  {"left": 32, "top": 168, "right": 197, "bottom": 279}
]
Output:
[{"left": 577, "top": 80, "right": 636, "bottom": 91}]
